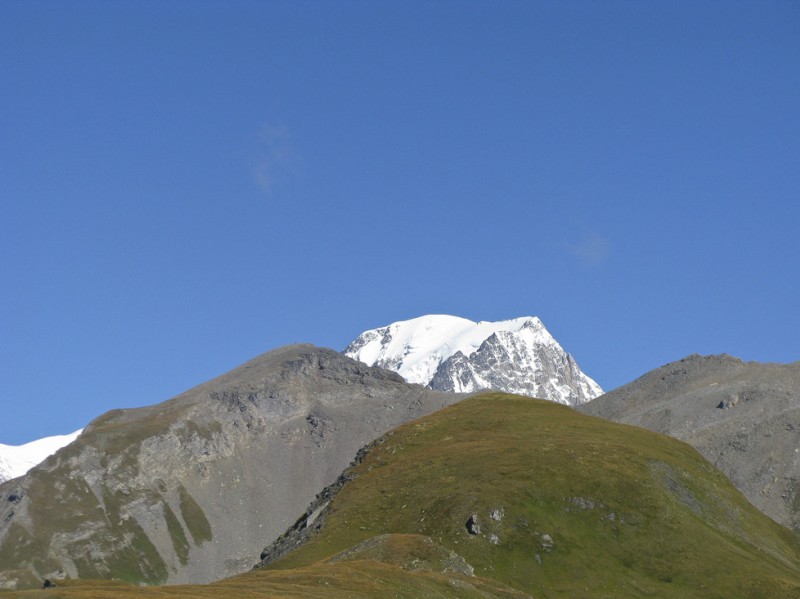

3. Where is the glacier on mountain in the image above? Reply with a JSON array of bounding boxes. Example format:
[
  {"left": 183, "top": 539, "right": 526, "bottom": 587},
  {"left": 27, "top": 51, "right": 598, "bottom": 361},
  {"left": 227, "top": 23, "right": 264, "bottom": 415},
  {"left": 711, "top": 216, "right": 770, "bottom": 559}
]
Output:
[
  {"left": 344, "top": 315, "right": 602, "bottom": 406},
  {"left": 0, "top": 429, "right": 83, "bottom": 483}
]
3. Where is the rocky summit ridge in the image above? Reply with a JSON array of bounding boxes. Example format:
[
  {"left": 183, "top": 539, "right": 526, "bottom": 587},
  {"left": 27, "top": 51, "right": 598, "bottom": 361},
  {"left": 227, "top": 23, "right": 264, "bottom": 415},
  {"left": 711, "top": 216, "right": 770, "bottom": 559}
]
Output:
[{"left": 344, "top": 314, "right": 602, "bottom": 405}]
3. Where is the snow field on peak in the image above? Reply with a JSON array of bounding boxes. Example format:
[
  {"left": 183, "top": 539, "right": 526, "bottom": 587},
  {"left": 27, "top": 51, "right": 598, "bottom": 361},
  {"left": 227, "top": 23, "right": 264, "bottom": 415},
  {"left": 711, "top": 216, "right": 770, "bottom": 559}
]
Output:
[
  {"left": 345, "top": 314, "right": 603, "bottom": 406},
  {"left": 346, "top": 314, "right": 560, "bottom": 385}
]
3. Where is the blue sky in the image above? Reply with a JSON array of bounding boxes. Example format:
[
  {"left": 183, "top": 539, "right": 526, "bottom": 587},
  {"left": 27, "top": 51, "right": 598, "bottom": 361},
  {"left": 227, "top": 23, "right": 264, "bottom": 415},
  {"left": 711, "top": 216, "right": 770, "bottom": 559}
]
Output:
[{"left": 2, "top": 1, "right": 798, "bottom": 445}]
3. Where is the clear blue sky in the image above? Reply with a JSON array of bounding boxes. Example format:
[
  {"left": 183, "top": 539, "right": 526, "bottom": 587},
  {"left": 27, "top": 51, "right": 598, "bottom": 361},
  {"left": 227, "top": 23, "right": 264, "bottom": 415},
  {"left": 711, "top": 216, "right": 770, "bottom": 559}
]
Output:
[{"left": 2, "top": 1, "right": 798, "bottom": 444}]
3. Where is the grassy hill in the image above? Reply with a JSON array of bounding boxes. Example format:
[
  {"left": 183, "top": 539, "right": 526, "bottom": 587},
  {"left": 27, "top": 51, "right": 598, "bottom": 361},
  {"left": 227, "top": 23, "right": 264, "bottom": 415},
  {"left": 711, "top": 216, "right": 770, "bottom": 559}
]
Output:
[{"left": 4, "top": 393, "right": 800, "bottom": 598}]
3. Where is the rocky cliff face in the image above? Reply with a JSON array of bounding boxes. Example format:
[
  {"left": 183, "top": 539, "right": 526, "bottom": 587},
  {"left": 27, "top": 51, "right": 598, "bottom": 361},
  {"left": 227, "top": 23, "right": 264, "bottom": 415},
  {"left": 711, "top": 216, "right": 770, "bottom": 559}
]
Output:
[
  {"left": 428, "top": 330, "right": 600, "bottom": 404},
  {"left": 579, "top": 354, "right": 800, "bottom": 530},
  {"left": 0, "top": 345, "right": 464, "bottom": 590},
  {"left": 345, "top": 315, "right": 602, "bottom": 405}
]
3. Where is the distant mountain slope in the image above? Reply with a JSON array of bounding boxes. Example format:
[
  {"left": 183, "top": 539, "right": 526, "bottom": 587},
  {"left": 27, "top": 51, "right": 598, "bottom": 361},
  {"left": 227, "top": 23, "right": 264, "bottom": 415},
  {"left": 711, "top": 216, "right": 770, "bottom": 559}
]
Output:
[
  {"left": 0, "top": 345, "right": 465, "bottom": 590},
  {"left": 0, "top": 430, "right": 83, "bottom": 483},
  {"left": 579, "top": 354, "right": 800, "bottom": 530},
  {"left": 15, "top": 393, "right": 800, "bottom": 598},
  {"left": 344, "top": 315, "right": 601, "bottom": 405}
]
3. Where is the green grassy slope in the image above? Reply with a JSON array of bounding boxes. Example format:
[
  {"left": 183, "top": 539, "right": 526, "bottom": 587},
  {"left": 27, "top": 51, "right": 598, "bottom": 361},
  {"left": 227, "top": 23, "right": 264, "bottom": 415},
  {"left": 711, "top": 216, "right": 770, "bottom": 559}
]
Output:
[
  {"left": 0, "top": 564, "right": 532, "bottom": 599},
  {"left": 4, "top": 392, "right": 800, "bottom": 598},
  {"left": 268, "top": 393, "right": 800, "bottom": 598}
]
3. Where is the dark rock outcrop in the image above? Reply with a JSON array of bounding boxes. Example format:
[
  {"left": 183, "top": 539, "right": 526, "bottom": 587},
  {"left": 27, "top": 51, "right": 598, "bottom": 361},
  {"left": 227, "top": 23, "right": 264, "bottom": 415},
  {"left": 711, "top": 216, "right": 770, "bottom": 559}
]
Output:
[{"left": 465, "top": 513, "right": 481, "bottom": 535}]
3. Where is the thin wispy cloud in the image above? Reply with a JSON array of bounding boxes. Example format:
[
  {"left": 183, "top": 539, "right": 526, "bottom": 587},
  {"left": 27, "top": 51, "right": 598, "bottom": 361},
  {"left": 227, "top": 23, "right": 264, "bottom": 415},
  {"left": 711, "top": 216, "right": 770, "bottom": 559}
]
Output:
[
  {"left": 567, "top": 234, "right": 611, "bottom": 266},
  {"left": 253, "top": 124, "right": 298, "bottom": 195}
]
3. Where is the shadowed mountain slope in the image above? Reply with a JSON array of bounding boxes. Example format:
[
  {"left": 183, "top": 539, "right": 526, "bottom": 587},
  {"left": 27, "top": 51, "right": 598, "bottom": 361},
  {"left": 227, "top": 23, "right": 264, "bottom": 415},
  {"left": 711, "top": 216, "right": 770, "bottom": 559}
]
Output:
[
  {"left": 579, "top": 354, "right": 800, "bottom": 531},
  {"left": 0, "top": 345, "right": 465, "bottom": 589}
]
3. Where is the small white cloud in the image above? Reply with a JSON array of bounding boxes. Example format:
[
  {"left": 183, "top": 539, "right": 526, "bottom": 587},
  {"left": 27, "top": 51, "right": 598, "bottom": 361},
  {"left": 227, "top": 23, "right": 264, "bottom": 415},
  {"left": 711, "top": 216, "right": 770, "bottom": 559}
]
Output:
[
  {"left": 253, "top": 124, "right": 298, "bottom": 195},
  {"left": 567, "top": 234, "right": 611, "bottom": 266}
]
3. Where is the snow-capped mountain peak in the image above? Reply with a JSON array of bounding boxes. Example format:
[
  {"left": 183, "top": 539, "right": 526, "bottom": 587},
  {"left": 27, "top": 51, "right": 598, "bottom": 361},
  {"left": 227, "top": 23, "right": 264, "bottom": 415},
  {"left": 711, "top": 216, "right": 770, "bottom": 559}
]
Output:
[
  {"left": 344, "top": 315, "right": 602, "bottom": 405},
  {"left": 0, "top": 429, "right": 83, "bottom": 483}
]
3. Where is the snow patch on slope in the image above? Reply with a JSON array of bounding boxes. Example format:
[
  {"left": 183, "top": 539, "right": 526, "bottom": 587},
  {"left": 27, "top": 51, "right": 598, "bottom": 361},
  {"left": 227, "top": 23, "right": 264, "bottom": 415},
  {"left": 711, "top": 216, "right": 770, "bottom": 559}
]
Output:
[{"left": 0, "top": 429, "right": 82, "bottom": 483}]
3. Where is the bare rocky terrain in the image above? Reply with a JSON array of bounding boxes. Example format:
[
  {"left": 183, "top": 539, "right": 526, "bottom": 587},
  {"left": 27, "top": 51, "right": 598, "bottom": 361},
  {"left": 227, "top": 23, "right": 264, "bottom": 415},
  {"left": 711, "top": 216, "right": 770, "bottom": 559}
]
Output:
[
  {"left": 579, "top": 354, "right": 800, "bottom": 530},
  {"left": 0, "top": 345, "right": 465, "bottom": 589}
]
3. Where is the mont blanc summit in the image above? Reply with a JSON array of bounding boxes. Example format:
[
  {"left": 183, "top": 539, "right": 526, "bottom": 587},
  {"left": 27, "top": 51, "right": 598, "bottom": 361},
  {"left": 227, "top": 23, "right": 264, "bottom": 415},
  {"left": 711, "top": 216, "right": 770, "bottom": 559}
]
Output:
[{"left": 344, "top": 315, "right": 602, "bottom": 405}]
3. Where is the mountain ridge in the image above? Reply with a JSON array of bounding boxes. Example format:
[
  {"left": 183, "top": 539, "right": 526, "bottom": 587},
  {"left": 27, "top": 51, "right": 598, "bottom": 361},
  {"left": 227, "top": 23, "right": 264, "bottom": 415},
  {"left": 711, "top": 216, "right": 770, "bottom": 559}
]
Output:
[
  {"left": 11, "top": 392, "right": 800, "bottom": 598},
  {"left": 0, "top": 345, "right": 467, "bottom": 589},
  {"left": 2, "top": 315, "right": 600, "bottom": 480}
]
